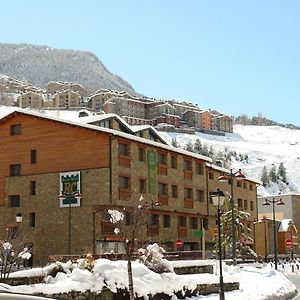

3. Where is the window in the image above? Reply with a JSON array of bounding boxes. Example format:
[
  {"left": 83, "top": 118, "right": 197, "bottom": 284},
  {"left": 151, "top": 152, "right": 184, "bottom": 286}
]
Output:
[
  {"left": 171, "top": 185, "right": 178, "bottom": 198},
  {"left": 196, "top": 190, "right": 205, "bottom": 202},
  {"left": 138, "top": 148, "right": 145, "bottom": 162},
  {"left": 158, "top": 183, "right": 168, "bottom": 195},
  {"left": 202, "top": 218, "right": 208, "bottom": 230},
  {"left": 30, "top": 181, "right": 36, "bottom": 195},
  {"left": 9, "top": 195, "right": 20, "bottom": 207},
  {"left": 250, "top": 201, "right": 254, "bottom": 211},
  {"left": 237, "top": 181, "right": 242, "bottom": 188},
  {"left": 125, "top": 212, "right": 132, "bottom": 225},
  {"left": 249, "top": 184, "right": 254, "bottom": 191},
  {"left": 184, "top": 159, "right": 192, "bottom": 171},
  {"left": 208, "top": 172, "right": 214, "bottom": 180},
  {"left": 139, "top": 179, "right": 146, "bottom": 194},
  {"left": 244, "top": 199, "right": 248, "bottom": 210},
  {"left": 238, "top": 198, "right": 243, "bottom": 209},
  {"left": 119, "top": 176, "right": 130, "bottom": 189},
  {"left": 190, "top": 217, "right": 198, "bottom": 229},
  {"left": 157, "top": 152, "right": 167, "bottom": 165},
  {"left": 243, "top": 182, "right": 247, "bottom": 189},
  {"left": 163, "top": 215, "right": 171, "bottom": 228},
  {"left": 178, "top": 216, "right": 186, "bottom": 227},
  {"left": 10, "top": 164, "right": 21, "bottom": 176},
  {"left": 31, "top": 149, "right": 37, "bottom": 164},
  {"left": 171, "top": 156, "right": 177, "bottom": 169},
  {"left": 29, "top": 213, "right": 35, "bottom": 227},
  {"left": 150, "top": 214, "right": 159, "bottom": 225},
  {"left": 10, "top": 124, "right": 21, "bottom": 136},
  {"left": 118, "top": 143, "right": 129, "bottom": 156},
  {"left": 195, "top": 163, "right": 204, "bottom": 175},
  {"left": 184, "top": 187, "right": 193, "bottom": 200}
]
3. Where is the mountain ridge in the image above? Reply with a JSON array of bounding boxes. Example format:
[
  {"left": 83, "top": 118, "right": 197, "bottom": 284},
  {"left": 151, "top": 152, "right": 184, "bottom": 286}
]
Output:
[{"left": 0, "top": 43, "right": 136, "bottom": 93}]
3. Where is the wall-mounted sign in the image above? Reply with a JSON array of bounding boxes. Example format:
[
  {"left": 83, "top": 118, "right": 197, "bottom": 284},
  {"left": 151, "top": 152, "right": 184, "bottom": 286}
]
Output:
[
  {"left": 59, "top": 171, "right": 81, "bottom": 208},
  {"left": 147, "top": 150, "right": 157, "bottom": 194}
]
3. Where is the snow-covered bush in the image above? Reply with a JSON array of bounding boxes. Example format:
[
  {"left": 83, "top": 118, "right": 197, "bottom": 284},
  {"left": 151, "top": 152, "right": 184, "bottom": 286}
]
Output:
[{"left": 138, "top": 243, "right": 173, "bottom": 273}]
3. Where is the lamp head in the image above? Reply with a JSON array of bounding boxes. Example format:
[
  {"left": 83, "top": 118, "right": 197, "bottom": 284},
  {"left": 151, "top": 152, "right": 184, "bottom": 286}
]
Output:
[
  {"left": 262, "top": 199, "right": 270, "bottom": 206},
  {"left": 211, "top": 188, "right": 226, "bottom": 207},
  {"left": 16, "top": 212, "right": 23, "bottom": 223}
]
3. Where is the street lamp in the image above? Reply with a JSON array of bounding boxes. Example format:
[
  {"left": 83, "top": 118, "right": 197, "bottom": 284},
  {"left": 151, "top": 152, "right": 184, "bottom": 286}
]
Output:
[
  {"left": 211, "top": 188, "right": 226, "bottom": 300},
  {"left": 58, "top": 190, "right": 82, "bottom": 255},
  {"left": 16, "top": 212, "right": 23, "bottom": 223},
  {"left": 262, "top": 198, "right": 285, "bottom": 270},
  {"left": 218, "top": 169, "right": 245, "bottom": 265}
]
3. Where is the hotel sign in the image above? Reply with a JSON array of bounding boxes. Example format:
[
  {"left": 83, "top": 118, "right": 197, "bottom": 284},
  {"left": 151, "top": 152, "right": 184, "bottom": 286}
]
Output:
[
  {"left": 147, "top": 150, "right": 157, "bottom": 194},
  {"left": 59, "top": 171, "right": 81, "bottom": 208}
]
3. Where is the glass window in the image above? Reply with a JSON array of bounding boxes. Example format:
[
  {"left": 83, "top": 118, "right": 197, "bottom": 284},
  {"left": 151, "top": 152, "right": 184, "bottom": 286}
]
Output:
[
  {"left": 10, "top": 164, "right": 21, "bottom": 176},
  {"left": 139, "top": 179, "right": 146, "bottom": 194},
  {"left": 150, "top": 214, "right": 159, "bottom": 225},
  {"left": 29, "top": 212, "right": 35, "bottom": 227},
  {"left": 244, "top": 199, "right": 248, "bottom": 210},
  {"left": 158, "top": 183, "right": 167, "bottom": 195},
  {"left": 184, "top": 187, "right": 193, "bottom": 199},
  {"left": 171, "top": 185, "right": 178, "bottom": 198},
  {"left": 178, "top": 216, "right": 186, "bottom": 227},
  {"left": 238, "top": 198, "right": 243, "bottom": 209},
  {"left": 163, "top": 215, "right": 170, "bottom": 228},
  {"left": 157, "top": 152, "right": 167, "bottom": 165},
  {"left": 190, "top": 217, "right": 198, "bottom": 229},
  {"left": 195, "top": 163, "right": 204, "bottom": 175},
  {"left": 171, "top": 156, "right": 177, "bottom": 169},
  {"left": 31, "top": 149, "right": 37, "bottom": 164},
  {"left": 184, "top": 159, "right": 192, "bottom": 171},
  {"left": 30, "top": 181, "right": 36, "bottom": 195},
  {"left": 118, "top": 143, "right": 129, "bottom": 156},
  {"left": 138, "top": 148, "right": 145, "bottom": 162},
  {"left": 9, "top": 195, "right": 20, "bottom": 207},
  {"left": 196, "top": 190, "right": 204, "bottom": 202},
  {"left": 208, "top": 172, "right": 214, "bottom": 180},
  {"left": 10, "top": 124, "right": 21, "bottom": 136},
  {"left": 119, "top": 176, "right": 130, "bottom": 189}
]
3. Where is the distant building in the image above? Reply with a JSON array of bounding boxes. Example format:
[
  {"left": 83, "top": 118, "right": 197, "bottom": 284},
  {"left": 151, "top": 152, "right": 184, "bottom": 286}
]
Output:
[
  {"left": 18, "top": 91, "right": 43, "bottom": 109},
  {"left": 52, "top": 90, "right": 81, "bottom": 109}
]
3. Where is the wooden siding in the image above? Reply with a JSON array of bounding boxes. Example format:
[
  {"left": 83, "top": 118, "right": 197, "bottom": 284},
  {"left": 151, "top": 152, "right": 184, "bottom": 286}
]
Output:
[{"left": 0, "top": 113, "right": 110, "bottom": 205}]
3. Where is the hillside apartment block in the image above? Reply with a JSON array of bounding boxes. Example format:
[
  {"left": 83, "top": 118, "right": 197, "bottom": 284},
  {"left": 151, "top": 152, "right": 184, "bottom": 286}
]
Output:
[
  {"left": 17, "top": 82, "right": 233, "bottom": 133},
  {"left": 0, "top": 109, "right": 255, "bottom": 266}
]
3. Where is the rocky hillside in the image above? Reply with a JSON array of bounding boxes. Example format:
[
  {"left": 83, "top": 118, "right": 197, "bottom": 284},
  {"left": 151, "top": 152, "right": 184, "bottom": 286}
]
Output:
[{"left": 0, "top": 43, "right": 136, "bottom": 93}]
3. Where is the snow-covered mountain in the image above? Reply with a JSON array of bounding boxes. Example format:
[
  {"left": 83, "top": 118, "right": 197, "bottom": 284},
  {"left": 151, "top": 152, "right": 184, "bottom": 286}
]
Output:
[
  {"left": 158, "top": 126, "right": 300, "bottom": 197},
  {"left": 1, "top": 106, "right": 299, "bottom": 197}
]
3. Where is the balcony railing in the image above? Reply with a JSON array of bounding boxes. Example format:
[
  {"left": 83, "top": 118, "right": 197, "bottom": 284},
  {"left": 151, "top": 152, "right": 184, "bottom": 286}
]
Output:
[
  {"left": 178, "top": 226, "right": 187, "bottom": 237},
  {"left": 157, "top": 164, "right": 168, "bottom": 175},
  {"left": 184, "top": 170, "right": 192, "bottom": 180},
  {"left": 101, "top": 222, "right": 115, "bottom": 234},
  {"left": 184, "top": 198, "right": 194, "bottom": 209},
  {"left": 118, "top": 155, "right": 131, "bottom": 167},
  {"left": 119, "top": 188, "right": 131, "bottom": 200},
  {"left": 158, "top": 194, "right": 168, "bottom": 205},
  {"left": 148, "top": 225, "right": 159, "bottom": 236}
]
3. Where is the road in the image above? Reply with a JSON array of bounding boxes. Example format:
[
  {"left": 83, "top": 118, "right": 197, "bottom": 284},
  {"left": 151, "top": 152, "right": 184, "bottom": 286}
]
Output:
[{"left": 286, "top": 274, "right": 300, "bottom": 299}]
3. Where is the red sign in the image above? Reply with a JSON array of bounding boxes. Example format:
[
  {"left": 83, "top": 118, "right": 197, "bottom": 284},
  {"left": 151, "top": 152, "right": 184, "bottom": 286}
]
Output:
[
  {"left": 176, "top": 239, "right": 184, "bottom": 248},
  {"left": 285, "top": 239, "right": 293, "bottom": 247}
]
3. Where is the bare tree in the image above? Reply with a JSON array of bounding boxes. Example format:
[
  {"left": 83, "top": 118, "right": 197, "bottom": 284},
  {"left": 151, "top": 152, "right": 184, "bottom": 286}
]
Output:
[
  {"left": 0, "top": 227, "right": 32, "bottom": 280},
  {"left": 107, "top": 195, "right": 150, "bottom": 300}
]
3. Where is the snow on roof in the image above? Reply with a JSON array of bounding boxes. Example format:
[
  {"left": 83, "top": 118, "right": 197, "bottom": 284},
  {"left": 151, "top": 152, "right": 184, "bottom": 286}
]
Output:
[
  {"left": 278, "top": 219, "right": 293, "bottom": 232},
  {"left": 0, "top": 108, "right": 212, "bottom": 162}
]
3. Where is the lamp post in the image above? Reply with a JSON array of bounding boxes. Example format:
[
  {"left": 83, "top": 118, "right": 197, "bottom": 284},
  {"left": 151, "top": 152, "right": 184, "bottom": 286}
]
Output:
[
  {"left": 211, "top": 188, "right": 226, "bottom": 300},
  {"left": 218, "top": 169, "right": 245, "bottom": 265},
  {"left": 262, "top": 198, "right": 285, "bottom": 270},
  {"left": 58, "top": 191, "right": 81, "bottom": 255}
]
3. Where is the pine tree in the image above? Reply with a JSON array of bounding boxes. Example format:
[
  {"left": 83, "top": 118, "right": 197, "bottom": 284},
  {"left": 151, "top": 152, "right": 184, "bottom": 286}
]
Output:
[
  {"left": 269, "top": 164, "right": 278, "bottom": 183},
  {"left": 193, "top": 139, "right": 202, "bottom": 154},
  {"left": 171, "top": 137, "right": 179, "bottom": 148},
  {"left": 215, "top": 208, "right": 257, "bottom": 258},
  {"left": 261, "top": 166, "right": 269, "bottom": 187},
  {"left": 277, "top": 162, "right": 287, "bottom": 183},
  {"left": 184, "top": 141, "right": 194, "bottom": 152}
]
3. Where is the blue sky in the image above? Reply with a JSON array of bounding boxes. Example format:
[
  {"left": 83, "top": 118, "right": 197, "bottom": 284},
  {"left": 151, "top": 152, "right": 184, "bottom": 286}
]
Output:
[{"left": 1, "top": 0, "right": 300, "bottom": 125}]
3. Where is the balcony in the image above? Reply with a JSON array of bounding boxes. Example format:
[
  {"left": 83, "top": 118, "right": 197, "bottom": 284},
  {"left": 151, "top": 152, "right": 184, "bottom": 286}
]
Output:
[
  {"left": 147, "top": 225, "right": 159, "bottom": 236},
  {"left": 184, "top": 170, "right": 192, "bottom": 180},
  {"left": 158, "top": 194, "right": 168, "bottom": 205},
  {"left": 119, "top": 188, "right": 131, "bottom": 200},
  {"left": 101, "top": 222, "right": 115, "bottom": 234},
  {"left": 184, "top": 198, "right": 194, "bottom": 209},
  {"left": 157, "top": 164, "right": 168, "bottom": 175},
  {"left": 118, "top": 155, "right": 131, "bottom": 168},
  {"left": 178, "top": 226, "right": 187, "bottom": 237}
]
